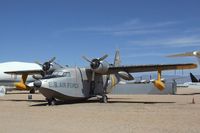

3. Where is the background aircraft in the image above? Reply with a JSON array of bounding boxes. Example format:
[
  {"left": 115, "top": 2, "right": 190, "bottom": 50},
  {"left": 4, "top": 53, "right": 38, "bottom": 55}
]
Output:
[
  {"left": 5, "top": 51, "right": 197, "bottom": 105},
  {"left": 167, "top": 51, "right": 200, "bottom": 64},
  {"left": 168, "top": 50, "right": 200, "bottom": 88}
]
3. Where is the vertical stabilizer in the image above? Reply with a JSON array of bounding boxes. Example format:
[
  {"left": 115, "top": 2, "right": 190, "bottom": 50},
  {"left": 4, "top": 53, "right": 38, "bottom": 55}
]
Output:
[
  {"left": 190, "top": 72, "right": 199, "bottom": 82},
  {"left": 114, "top": 50, "right": 121, "bottom": 67}
]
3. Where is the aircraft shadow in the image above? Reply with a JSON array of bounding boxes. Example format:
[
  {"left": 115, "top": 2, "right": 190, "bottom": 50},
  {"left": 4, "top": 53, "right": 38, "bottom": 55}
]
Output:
[
  {"left": 108, "top": 101, "right": 175, "bottom": 104},
  {"left": 176, "top": 93, "right": 200, "bottom": 95},
  {"left": 30, "top": 99, "right": 175, "bottom": 106},
  {"left": 6, "top": 92, "right": 40, "bottom": 95},
  {"left": 30, "top": 100, "right": 98, "bottom": 106}
]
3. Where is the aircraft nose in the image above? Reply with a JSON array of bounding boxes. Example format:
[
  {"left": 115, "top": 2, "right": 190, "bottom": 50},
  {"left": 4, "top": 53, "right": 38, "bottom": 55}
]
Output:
[{"left": 34, "top": 80, "right": 42, "bottom": 88}]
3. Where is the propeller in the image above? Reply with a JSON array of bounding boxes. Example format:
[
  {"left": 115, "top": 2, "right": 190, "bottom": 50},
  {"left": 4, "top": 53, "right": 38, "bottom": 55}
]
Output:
[
  {"left": 35, "top": 57, "right": 56, "bottom": 76},
  {"left": 82, "top": 54, "right": 108, "bottom": 70}
]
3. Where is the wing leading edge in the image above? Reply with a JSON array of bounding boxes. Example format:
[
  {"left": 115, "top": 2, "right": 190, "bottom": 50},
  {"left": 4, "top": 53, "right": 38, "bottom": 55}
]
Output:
[
  {"left": 4, "top": 63, "right": 197, "bottom": 75},
  {"left": 4, "top": 70, "right": 43, "bottom": 75},
  {"left": 107, "top": 63, "right": 197, "bottom": 74}
]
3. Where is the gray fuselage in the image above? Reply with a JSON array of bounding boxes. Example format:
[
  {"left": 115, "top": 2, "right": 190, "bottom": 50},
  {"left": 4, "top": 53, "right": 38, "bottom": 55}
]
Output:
[{"left": 37, "top": 67, "right": 118, "bottom": 101}]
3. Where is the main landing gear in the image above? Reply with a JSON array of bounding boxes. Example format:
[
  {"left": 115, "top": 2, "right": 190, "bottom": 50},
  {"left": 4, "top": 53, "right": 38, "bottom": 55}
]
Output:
[
  {"left": 100, "top": 95, "right": 108, "bottom": 103},
  {"left": 46, "top": 98, "right": 56, "bottom": 106}
]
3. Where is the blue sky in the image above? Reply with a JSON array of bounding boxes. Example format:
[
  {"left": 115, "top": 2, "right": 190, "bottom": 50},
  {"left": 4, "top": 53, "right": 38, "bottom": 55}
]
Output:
[{"left": 0, "top": 0, "right": 200, "bottom": 75}]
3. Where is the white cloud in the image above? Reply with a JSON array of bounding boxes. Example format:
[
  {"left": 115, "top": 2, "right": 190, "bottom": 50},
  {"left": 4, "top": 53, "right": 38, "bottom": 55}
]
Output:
[
  {"left": 113, "top": 29, "right": 167, "bottom": 36},
  {"left": 121, "top": 52, "right": 165, "bottom": 58},
  {"left": 129, "top": 35, "right": 200, "bottom": 47},
  {"left": 54, "top": 19, "right": 179, "bottom": 36}
]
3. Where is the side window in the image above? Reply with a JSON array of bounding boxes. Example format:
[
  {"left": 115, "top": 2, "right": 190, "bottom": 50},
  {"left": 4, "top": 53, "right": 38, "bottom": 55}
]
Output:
[{"left": 63, "top": 72, "right": 71, "bottom": 77}]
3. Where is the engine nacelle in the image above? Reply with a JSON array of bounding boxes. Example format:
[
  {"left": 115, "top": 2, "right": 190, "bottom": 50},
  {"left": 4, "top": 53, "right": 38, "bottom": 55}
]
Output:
[
  {"left": 118, "top": 71, "right": 134, "bottom": 80},
  {"left": 92, "top": 61, "right": 109, "bottom": 74},
  {"left": 153, "top": 80, "right": 165, "bottom": 91},
  {"left": 32, "top": 74, "right": 43, "bottom": 80}
]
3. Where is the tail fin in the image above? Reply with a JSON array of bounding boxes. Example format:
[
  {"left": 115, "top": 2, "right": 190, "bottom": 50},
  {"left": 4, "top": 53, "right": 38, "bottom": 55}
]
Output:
[
  {"left": 190, "top": 72, "right": 199, "bottom": 82},
  {"left": 114, "top": 50, "right": 121, "bottom": 67}
]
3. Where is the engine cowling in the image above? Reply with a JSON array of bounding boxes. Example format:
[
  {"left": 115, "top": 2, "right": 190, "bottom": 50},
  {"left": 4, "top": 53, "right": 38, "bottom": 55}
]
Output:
[
  {"left": 92, "top": 61, "right": 109, "bottom": 74},
  {"left": 32, "top": 74, "right": 43, "bottom": 80},
  {"left": 153, "top": 80, "right": 165, "bottom": 91}
]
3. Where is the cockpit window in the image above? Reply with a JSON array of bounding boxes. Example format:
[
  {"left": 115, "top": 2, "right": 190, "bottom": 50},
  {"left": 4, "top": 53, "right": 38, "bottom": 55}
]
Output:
[
  {"left": 52, "top": 71, "right": 71, "bottom": 77},
  {"left": 52, "top": 72, "right": 62, "bottom": 76}
]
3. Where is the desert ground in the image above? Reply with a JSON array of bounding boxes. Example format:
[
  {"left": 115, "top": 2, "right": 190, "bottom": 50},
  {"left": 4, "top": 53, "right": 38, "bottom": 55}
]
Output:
[{"left": 0, "top": 88, "right": 200, "bottom": 133}]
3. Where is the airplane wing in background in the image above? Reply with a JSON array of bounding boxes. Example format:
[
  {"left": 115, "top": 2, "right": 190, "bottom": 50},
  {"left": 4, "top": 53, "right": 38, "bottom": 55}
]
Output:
[{"left": 167, "top": 50, "right": 200, "bottom": 58}]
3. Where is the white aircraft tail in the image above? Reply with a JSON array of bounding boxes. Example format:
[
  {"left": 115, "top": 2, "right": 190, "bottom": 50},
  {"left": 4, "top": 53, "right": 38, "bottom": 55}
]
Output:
[
  {"left": 167, "top": 51, "right": 200, "bottom": 64},
  {"left": 0, "top": 86, "right": 6, "bottom": 96}
]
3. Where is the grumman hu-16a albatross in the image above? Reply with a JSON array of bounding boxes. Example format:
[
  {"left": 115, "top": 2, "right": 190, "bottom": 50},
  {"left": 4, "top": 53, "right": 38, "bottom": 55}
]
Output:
[
  {"left": 0, "top": 57, "right": 63, "bottom": 94},
  {"left": 5, "top": 51, "right": 197, "bottom": 105}
]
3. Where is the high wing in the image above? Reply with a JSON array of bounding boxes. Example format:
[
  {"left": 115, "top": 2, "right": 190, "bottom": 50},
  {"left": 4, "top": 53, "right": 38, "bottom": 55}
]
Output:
[
  {"left": 5, "top": 63, "right": 197, "bottom": 75},
  {"left": 107, "top": 63, "right": 197, "bottom": 74},
  {"left": 4, "top": 63, "right": 197, "bottom": 91},
  {"left": 4, "top": 70, "right": 43, "bottom": 75}
]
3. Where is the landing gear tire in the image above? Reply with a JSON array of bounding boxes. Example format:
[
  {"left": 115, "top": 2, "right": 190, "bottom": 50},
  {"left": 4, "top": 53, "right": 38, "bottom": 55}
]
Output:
[
  {"left": 46, "top": 98, "right": 56, "bottom": 106},
  {"left": 100, "top": 95, "right": 108, "bottom": 103},
  {"left": 30, "top": 89, "right": 35, "bottom": 94}
]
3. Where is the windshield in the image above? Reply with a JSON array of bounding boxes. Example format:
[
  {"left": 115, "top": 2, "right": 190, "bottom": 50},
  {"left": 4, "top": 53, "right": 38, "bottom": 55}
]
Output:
[
  {"left": 52, "top": 71, "right": 64, "bottom": 76},
  {"left": 52, "top": 71, "right": 71, "bottom": 77}
]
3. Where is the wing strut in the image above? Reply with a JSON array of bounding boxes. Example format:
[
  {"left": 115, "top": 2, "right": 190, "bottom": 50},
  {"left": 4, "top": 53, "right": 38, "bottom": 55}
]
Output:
[
  {"left": 153, "top": 68, "right": 165, "bottom": 91},
  {"left": 158, "top": 68, "right": 161, "bottom": 81},
  {"left": 15, "top": 74, "right": 30, "bottom": 90}
]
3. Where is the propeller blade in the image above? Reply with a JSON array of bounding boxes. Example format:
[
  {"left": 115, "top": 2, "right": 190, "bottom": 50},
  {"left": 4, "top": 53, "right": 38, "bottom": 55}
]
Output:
[
  {"left": 49, "top": 57, "right": 56, "bottom": 63},
  {"left": 99, "top": 54, "right": 108, "bottom": 61},
  {"left": 82, "top": 56, "right": 92, "bottom": 63}
]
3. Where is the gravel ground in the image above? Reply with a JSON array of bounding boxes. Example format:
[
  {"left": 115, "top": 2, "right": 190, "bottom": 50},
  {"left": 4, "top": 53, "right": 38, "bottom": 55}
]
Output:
[{"left": 0, "top": 88, "right": 200, "bottom": 133}]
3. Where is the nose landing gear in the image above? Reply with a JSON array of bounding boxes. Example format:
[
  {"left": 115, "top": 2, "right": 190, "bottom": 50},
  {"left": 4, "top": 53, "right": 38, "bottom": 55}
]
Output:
[
  {"left": 46, "top": 98, "right": 56, "bottom": 106},
  {"left": 100, "top": 95, "right": 108, "bottom": 103}
]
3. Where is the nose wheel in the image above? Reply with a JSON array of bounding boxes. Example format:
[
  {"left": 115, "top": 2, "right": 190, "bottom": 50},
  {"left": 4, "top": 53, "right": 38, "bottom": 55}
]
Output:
[
  {"left": 100, "top": 95, "right": 108, "bottom": 103},
  {"left": 46, "top": 98, "right": 56, "bottom": 106}
]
